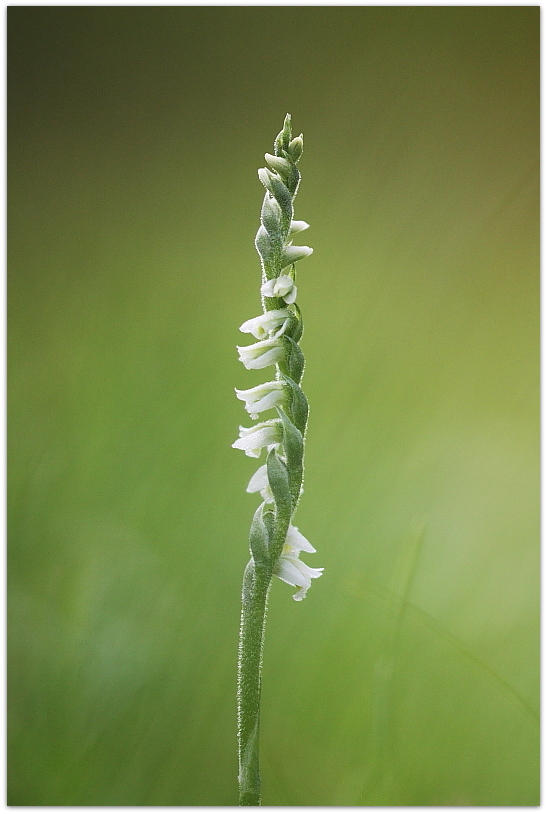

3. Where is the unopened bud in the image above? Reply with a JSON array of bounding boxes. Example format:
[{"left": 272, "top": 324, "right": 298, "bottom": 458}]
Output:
[
  {"left": 281, "top": 245, "right": 313, "bottom": 268},
  {"left": 289, "top": 220, "right": 310, "bottom": 234},
  {"left": 265, "top": 153, "right": 292, "bottom": 177},
  {"left": 287, "top": 135, "right": 303, "bottom": 163}
]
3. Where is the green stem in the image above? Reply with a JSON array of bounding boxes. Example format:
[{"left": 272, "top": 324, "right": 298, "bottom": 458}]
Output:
[{"left": 237, "top": 560, "right": 272, "bottom": 805}]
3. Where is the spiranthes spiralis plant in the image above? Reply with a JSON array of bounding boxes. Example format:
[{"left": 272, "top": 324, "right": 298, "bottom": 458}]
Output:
[{"left": 232, "top": 114, "right": 323, "bottom": 806}]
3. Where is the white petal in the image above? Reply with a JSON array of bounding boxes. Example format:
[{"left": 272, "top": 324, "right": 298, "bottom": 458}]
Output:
[
  {"left": 260, "top": 280, "right": 276, "bottom": 298},
  {"left": 289, "top": 220, "right": 310, "bottom": 234},
  {"left": 248, "top": 390, "right": 285, "bottom": 419},
  {"left": 237, "top": 340, "right": 284, "bottom": 370},
  {"left": 235, "top": 381, "right": 283, "bottom": 399},
  {"left": 273, "top": 275, "right": 294, "bottom": 297},
  {"left": 246, "top": 464, "right": 274, "bottom": 503},
  {"left": 275, "top": 556, "right": 309, "bottom": 589},
  {"left": 240, "top": 347, "right": 283, "bottom": 370},
  {"left": 281, "top": 245, "right": 313, "bottom": 268},
  {"left": 239, "top": 310, "right": 290, "bottom": 339},
  {"left": 247, "top": 464, "right": 268, "bottom": 493},
  {"left": 232, "top": 422, "right": 281, "bottom": 457},
  {"left": 286, "top": 525, "right": 316, "bottom": 553},
  {"left": 283, "top": 285, "right": 297, "bottom": 305},
  {"left": 235, "top": 382, "right": 286, "bottom": 420}
]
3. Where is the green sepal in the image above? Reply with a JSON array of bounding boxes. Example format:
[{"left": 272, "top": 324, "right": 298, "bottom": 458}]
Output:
[
  {"left": 281, "top": 375, "right": 309, "bottom": 434},
  {"left": 277, "top": 409, "right": 304, "bottom": 507},
  {"left": 281, "top": 114, "right": 292, "bottom": 149},
  {"left": 274, "top": 113, "right": 292, "bottom": 156},
  {"left": 266, "top": 449, "right": 293, "bottom": 562},
  {"left": 279, "top": 335, "right": 305, "bottom": 384},
  {"left": 261, "top": 506, "right": 275, "bottom": 544},
  {"left": 287, "top": 135, "right": 304, "bottom": 163},
  {"left": 248, "top": 502, "right": 271, "bottom": 570},
  {"left": 281, "top": 163, "right": 300, "bottom": 197},
  {"left": 260, "top": 194, "right": 284, "bottom": 242},
  {"left": 266, "top": 157, "right": 299, "bottom": 197},
  {"left": 254, "top": 226, "right": 275, "bottom": 265},
  {"left": 266, "top": 174, "right": 293, "bottom": 227}
]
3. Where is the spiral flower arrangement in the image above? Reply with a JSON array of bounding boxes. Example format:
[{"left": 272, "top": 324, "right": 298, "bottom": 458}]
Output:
[{"left": 233, "top": 115, "right": 322, "bottom": 806}]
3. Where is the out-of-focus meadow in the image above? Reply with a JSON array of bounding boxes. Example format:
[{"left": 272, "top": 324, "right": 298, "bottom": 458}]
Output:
[{"left": 8, "top": 7, "right": 538, "bottom": 806}]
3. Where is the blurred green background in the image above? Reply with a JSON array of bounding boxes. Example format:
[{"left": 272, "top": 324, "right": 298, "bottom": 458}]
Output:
[{"left": 8, "top": 6, "right": 539, "bottom": 806}]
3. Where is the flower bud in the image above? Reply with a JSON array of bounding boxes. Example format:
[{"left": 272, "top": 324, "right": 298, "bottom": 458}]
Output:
[
  {"left": 281, "top": 245, "right": 313, "bottom": 268},
  {"left": 287, "top": 135, "right": 303, "bottom": 163},
  {"left": 265, "top": 153, "right": 292, "bottom": 177},
  {"left": 289, "top": 220, "right": 310, "bottom": 234}
]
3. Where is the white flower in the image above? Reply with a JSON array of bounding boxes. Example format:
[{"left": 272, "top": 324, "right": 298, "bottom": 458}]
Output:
[
  {"left": 285, "top": 524, "right": 316, "bottom": 553},
  {"left": 235, "top": 381, "right": 286, "bottom": 420},
  {"left": 232, "top": 420, "right": 282, "bottom": 458},
  {"left": 237, "top": 338, "right": 285, "bottom": 370},
  {"left": 274, "top": 525, "right": 323, "bottom": 601},
  {"left": 239, "top": 309, "right": 290, "bottom": 340},
  {"left": 289, "top": 220, "right": 310, "bottom": 234},
  {"left": 246, "top": 464, "right": 274, "bottom": 503},
  {"left": 281, "top": 244, "right": 313, "bottom": 268},
  {"left": 261, "top": 275, "right": 297, "bottom": 305}
]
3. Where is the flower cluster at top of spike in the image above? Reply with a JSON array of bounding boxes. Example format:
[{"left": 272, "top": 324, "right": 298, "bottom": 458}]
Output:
[{"left": 232, "top": 114, "right": 323, "bottom": 600}]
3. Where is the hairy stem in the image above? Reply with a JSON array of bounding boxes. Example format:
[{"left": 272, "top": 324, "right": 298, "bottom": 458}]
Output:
[{"left": 237, "top": 561, "right": 271, "bottom": 805}]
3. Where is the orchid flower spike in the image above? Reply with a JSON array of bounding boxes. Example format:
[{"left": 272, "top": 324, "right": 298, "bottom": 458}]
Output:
[{"left": 234, "top": 115, "right": 322, "bottom": 807}]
